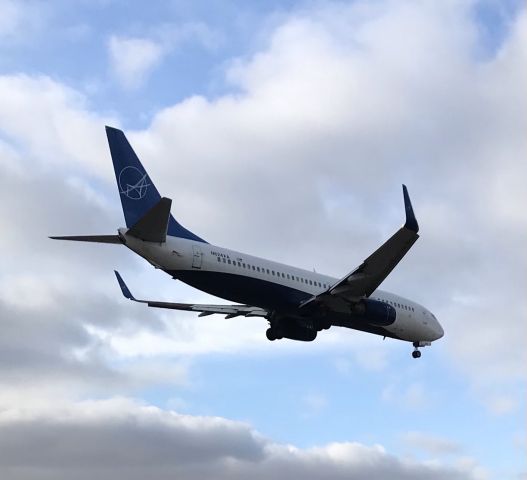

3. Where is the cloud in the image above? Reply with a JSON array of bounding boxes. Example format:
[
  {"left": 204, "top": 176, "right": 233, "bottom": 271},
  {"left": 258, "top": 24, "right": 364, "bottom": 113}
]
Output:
[
  {"left": 0, "top": 2, "right": 524, "bottom": 477},
  {"left": 124, "top": 1, "right": 526, "bottom": 408},
  {"left": 107, "top": 23, "right": 221, "bottom": 90},
  {"left": 1, "top": 0, "right": 525, "bottom": 408},
  {"left": 0, "top": 0, "right": 23, "bottom": 38},
  {"left": 0, "top": 0, "right": 45, "bottom": 42},
  {"left": 302, "top": 392, "right": 328, "bottom": 416},
  {"left": 382, "top": 382, "right": 430, "bottom": 410},
  {"left": 402, "top": 431, "right": 463, "bottom": 456},
  {"left": 0, "top": 397, "right": 484, "bottom": 480},
  {"left": 108, "top": 36, "right": 164, "bottom": 90}
]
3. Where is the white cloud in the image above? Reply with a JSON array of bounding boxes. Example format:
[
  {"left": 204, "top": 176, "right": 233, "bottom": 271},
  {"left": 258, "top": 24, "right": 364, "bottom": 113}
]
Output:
[
  {"left": 382, "top": 382, "right": 430, "bottom": 410},
  {"left": 485, "top": 395, "right": 519, "bottom": 416},
  {"left": 124, "top": 1, "right": 526, "bottom": 409},
  {"left": 0, "top": 0, "right": 45, "bottom": 42},
  {"left": 302, "top": 392, "right": 328, "bottom": 416},
  {"left": 107, "top": 22, "right": 222, "bottom": 91},
  {"left": 108, "top": 36, "right": 164, "bottom": 90},
  {"left": 0, "top": 0, "right": 23, "bottom": 38},
  {"left": 402, "top": 431, "right": 463, "bottom": 456}
]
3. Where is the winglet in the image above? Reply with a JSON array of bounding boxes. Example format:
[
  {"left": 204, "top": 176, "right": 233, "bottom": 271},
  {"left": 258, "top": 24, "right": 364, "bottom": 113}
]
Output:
[
  {"left": 402, "top": 185, "right": 419, "bottom": 233},
  {"left": 114, "top": 270, "right": 136, "bottom": 300}
]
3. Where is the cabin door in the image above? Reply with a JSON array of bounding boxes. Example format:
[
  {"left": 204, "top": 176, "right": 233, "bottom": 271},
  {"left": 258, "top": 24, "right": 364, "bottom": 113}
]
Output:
[{"left": 192, "top": 245, "right": 203, "bottom": 269}]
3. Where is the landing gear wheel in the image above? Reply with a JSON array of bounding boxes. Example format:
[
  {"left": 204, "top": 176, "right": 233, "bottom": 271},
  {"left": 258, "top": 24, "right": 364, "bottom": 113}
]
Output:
[
  {"left": 412, "top": 350, "right": 421, "bottom": 359},
  {"left": 266, "top": 328, "right": 276, "bottom": 341}
]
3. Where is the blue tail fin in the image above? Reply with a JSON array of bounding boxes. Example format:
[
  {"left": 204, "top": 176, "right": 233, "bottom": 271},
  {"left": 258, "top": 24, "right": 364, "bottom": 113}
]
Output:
[{"left": 106, "top": 126, "right": 207, "bottom": 243}]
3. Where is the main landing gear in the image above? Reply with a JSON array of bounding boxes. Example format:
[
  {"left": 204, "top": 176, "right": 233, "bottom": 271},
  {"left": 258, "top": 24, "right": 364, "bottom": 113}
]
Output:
[{"left": 266, "top": 327, "right": 282, "bottom": 341}]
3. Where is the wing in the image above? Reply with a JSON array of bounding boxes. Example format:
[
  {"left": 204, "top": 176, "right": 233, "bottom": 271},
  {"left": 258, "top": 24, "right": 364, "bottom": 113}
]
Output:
[
  {"left": 114, "top": 271, "right": 269, "bottom": 319},
  {"left": 301, "top": 185, "right": 419, "bottom": 310}
]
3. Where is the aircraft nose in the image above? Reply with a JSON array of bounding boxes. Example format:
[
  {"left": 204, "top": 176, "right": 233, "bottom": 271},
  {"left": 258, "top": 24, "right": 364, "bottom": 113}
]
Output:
[
  {"left": 429, "top": 313, "right": 444, "bottom": 340},
  {"left": 435, "top": 321, "right": 444, "bottom": 340}
]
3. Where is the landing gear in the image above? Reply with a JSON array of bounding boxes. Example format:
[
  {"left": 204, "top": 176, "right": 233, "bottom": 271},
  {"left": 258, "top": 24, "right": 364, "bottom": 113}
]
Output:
[
  {"left": 266, "top": 327, "right": 283, "bottom": 341},
  {"left": 412, "top": 341, "right": 422, "bottom": 359}
]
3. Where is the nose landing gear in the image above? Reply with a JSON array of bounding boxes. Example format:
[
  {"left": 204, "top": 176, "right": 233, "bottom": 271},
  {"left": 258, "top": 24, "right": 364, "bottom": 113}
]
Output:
[
  {"left": 411, "top": 341, "right": 430, "bottom": 358},
  {"left": 412, "top": 349, "right": 421, "bottom": 359}
]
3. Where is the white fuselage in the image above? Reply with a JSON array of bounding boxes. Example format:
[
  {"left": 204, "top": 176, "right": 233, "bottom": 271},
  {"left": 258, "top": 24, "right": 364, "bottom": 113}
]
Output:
[{"left": 119, "top": 228, "right": 443, "bottom": 343}]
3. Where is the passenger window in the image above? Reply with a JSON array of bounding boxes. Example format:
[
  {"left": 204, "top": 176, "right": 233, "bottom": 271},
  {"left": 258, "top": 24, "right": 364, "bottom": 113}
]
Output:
[
  {"left": 287, "top": 274, "right": 290, "bottom": 279},
  {"left": 252, "top": 265, "right": 256, "bottom": 271},
  {"left": 238, "top": 262, "right": 241, "bottom": 267},
  {"left": 267, "top": 269, "right": 270, "bottom": 274},
  {"left": 222, "top": 258, "right": 226, "bottom": 263},
  {"left": 257, "top": 267, "right": 260, "bottom": 272},
  {"left": 282, "top": 273, "right": 285, "bottom": 278},
  {"left": 217, "top": 257, "right": 221, "bottom": 262},
  {"left": 272, "top": 271, "right": 275, "bottom": 276},
  {"left": 242, "top": 263, "right": 246, "bottom": 268},
  {"left": 309, "top": 280, "right": 312, "bottom": 285},
  {"left": 227, "top": 260, "right": 231, "bottom": 264}
]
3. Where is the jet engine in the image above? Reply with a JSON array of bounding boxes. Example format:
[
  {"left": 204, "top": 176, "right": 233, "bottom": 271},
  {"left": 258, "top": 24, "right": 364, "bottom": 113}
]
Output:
[
  {"left": 266, "top": 316, "right": 317, "bottom": 342},
  {"left": 352, "top": 298, "right": 396, "bottom": 326}
]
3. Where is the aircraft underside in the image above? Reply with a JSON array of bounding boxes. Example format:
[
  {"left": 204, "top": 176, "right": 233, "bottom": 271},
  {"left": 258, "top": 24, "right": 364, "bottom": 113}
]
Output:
[{"left": 171, "top": 268, "right": 401, "bottom": 342}]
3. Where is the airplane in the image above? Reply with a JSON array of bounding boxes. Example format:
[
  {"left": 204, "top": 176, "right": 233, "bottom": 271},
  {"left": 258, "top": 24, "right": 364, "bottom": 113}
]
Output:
[{"left": 51, "top": 126, "right": 444, "bottom": 358}]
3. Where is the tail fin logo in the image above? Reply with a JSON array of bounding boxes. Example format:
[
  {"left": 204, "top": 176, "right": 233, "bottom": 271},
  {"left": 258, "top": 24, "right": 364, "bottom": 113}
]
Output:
[{"left": 118, "top": 166, "right": 151, "bottom": 200}]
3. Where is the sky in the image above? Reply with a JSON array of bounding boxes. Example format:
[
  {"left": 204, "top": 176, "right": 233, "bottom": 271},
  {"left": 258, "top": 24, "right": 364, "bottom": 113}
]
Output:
[{"left": 0, "top": 0, "right": 525, "bottom": 479}]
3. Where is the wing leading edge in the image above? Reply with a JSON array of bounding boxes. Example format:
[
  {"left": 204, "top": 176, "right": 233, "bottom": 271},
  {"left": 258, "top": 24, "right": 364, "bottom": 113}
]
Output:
[
  {"left": 301, "top": 185, "right": 419, "bottom": 310},
  {"left": 114, "top": 271, "right": 269, "bottom": 319}
]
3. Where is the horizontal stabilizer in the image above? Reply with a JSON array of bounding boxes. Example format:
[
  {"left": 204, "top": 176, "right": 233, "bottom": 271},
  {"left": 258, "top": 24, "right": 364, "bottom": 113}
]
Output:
[
  {"left": 127, "top": 197, "right": 172, "bottom": 243},
  {"left": 49, "top": 235, "right": 122, "bottom": 244}
]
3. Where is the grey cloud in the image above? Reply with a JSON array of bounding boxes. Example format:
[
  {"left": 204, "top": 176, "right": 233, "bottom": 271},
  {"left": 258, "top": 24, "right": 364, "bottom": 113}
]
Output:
[{"left": 0, "top": 400, "right": 481, "bottom": 480}]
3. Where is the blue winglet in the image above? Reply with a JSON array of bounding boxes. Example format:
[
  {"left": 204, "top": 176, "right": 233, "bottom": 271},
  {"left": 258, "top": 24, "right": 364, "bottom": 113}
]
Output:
[
  {"left": 114, "top": 270, "right": 136, "bottom": 300},
  {"left": 402, "top": 185, "right": 419, "bottom": 233}
]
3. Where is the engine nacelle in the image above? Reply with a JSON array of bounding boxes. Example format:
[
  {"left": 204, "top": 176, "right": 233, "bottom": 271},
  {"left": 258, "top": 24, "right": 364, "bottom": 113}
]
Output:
[
  {"left": 273, "top": 317, "right": 317, "bottom": 342},
  {"left": 353, "top": 298, "right": 396, "bottom": 326}
]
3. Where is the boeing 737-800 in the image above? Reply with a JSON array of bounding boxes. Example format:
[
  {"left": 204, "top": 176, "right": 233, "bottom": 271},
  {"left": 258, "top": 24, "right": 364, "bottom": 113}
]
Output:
[{"left": 51, "top": 127, "right": 444, "bottom": 358}]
